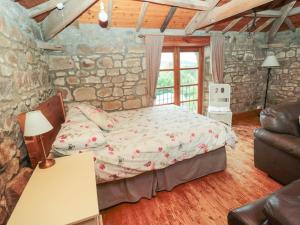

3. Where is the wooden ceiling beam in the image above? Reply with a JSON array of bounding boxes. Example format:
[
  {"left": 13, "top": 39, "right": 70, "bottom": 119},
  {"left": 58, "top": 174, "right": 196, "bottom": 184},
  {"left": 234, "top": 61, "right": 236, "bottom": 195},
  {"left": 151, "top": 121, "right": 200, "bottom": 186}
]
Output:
[
  {"left": 205, "top": 25, "right": 214, "bottom": 33},
  {"left": 268, "top": 0, "right": 296, "bottom": 43},
  {"left": 160, "top": 6, "right": 177, "bottom": 33},
  {"left": 185, "top": 0, "right": 220, "bottom": 35},
  {"left": 245, "top": 10, "right": 281, "bottom": 18},
  {"left": 288, "top": 6, "right": 300, "bottom": 16},
  {"left": 28, "top": 0, "right": 69, "bottom": 18},
  {"left": 222, "top": 17, "right": 242, "bottom": 33},
  {"left": 41, "top": 0, "right": 97, "bottom": 40},
  {"left": 136, "top": 2, "right": 149, "bottom": 32},
  {"left": 284, "top": 17, "right": 296, "bottom": 32},
  {"left": 107, "top": 0, "right": 113, "bottom": 28},
  {"left": 239, "top": 19, "right": 255, "bottom": 32},
  {"left": 254, "top": 18, "right": 275, "bottom": 32},
  {"left": 36, "top": 40, "right": 64, "bottom": 51},
  {"left": 141, "top": 0, "right": 210, "bottom": 10},
  {"left": 185, "top": 0, "right": 274, "bottom": 34}
]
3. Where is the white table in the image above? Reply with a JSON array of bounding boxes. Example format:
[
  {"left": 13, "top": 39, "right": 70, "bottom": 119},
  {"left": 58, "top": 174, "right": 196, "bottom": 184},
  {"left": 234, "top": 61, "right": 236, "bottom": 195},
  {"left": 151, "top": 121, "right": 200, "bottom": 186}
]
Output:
[{"left": 8, "top": 152, "right": 102, "bottom": 225}]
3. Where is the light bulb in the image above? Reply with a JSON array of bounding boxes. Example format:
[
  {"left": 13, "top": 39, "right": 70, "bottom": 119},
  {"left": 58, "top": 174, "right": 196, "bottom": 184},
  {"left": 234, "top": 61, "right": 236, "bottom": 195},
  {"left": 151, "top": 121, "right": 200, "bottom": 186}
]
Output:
[
  {"left": 98, "top": 1, "right": 108, "bottom": 22},
  {"left": 99, "top": 10, "right": 108, "bottom": 22}
]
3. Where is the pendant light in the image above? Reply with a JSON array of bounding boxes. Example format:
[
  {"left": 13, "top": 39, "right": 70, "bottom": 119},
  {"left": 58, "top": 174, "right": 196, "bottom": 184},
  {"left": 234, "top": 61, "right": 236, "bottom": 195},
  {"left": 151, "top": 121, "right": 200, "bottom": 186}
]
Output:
[{"left": 99, "top": 0, "right": 108, "bottom": 28}]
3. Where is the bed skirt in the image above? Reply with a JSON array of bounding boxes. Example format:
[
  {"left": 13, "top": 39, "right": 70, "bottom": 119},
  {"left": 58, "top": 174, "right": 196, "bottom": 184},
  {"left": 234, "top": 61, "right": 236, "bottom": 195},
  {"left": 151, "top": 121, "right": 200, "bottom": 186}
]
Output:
[{"left": 98, "top": 147, "right": 226, "bottom": 210}]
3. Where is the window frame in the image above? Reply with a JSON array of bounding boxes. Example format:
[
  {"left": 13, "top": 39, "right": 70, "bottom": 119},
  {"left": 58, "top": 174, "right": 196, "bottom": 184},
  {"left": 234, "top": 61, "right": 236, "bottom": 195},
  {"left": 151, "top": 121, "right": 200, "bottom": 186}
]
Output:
[{"left": 156, "top": 46, "right": 204, "bottom": 114}]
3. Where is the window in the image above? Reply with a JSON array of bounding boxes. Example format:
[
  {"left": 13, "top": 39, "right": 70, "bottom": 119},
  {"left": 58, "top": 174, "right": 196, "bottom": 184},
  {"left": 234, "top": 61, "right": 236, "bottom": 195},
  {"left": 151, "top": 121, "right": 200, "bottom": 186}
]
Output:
[{"left": 155, "top": 47, "right": 204, "bottom": 114}]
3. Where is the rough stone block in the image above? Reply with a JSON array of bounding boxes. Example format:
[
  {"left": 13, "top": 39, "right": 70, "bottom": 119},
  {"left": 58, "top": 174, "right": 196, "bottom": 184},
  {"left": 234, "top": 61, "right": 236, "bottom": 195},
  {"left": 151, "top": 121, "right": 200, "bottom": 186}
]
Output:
[
  {"left": 73, "top": 87, "right": 96, "bottom": 101},
  {"left": 97, "top": 88, "right": 112, "bottom": 97},
  {"left": 0, "top": 78, "right": 13, "bottom": 101},
  {"left": 49, "top": 56, "right": 74, "bottom": 71},
  {"left": 5, "top": 167, "right": 33, "bottom": 213},
  {"left": 102, "top": 100, "right": 122, "bottom": 111},
  {"left": 123, "top": 58, "right": 140, "bottom": 68},
  {"left": 97, "top": 57, "right": 113, "bottom": 69},
  {"left": 81, "top": 76, "right": 101, "bottom": 84},
  {"left": 107, "top": 69, "right": 120, "bottom": 76},
  {"left": 135, "top": 85, "right": 146, "bottom": 95},
  {"left": 0, "top": 138, "right": 17, "bottom": 168},
  {"left": 66, "top": 76, "right": 80, "bottom": 85},
  {"left": 113, "top": 87, "right": 123, "bottom": 97},
  {"left": 126, "top": 73, "right": 139, "bottom": 81},
  {"left": 123, "top": 98, "right": 141, "bottom": 109},
  {"left": 54, "top": 78, "right": 65, "bottom": 86},
  {"left": 81, "top": 58, "right": 95, "bottom": 70}
]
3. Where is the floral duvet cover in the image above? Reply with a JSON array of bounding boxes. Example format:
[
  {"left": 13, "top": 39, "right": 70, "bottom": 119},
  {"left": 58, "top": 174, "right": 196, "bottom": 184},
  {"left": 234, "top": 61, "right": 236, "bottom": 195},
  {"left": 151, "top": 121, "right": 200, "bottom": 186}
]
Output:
[{"left": 90, "top": 105, "right": 237, "bottom": 184}]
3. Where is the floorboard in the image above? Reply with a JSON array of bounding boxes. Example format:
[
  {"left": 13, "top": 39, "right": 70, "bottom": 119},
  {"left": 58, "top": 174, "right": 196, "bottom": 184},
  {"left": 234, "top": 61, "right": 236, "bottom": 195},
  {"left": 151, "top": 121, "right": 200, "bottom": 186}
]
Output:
[{"left": 101, "top": 115, "right": 281, "bottom": 225}]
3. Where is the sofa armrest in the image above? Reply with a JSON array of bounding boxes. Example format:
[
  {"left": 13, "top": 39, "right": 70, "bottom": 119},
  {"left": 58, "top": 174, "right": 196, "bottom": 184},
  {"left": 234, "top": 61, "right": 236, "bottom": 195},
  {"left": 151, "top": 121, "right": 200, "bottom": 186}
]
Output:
[
  {"left": 228, "top": 197, "right": 269, "bottom": 225},
  {"left": 264, "top": 179, "right": 300, "bottom": 225},
  {"left": 254, "top": 128, "right": 300, "bottom": 160}
]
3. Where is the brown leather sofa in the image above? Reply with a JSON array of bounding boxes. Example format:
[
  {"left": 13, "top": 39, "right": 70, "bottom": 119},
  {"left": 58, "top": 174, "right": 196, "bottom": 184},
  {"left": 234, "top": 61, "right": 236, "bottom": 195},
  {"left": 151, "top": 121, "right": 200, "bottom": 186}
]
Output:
[
  {"left": 254, "top": 101, "right": 300, "bottom": 184},
  {"left": 228, "top": 179, "right": 300, "bottom": 225}
]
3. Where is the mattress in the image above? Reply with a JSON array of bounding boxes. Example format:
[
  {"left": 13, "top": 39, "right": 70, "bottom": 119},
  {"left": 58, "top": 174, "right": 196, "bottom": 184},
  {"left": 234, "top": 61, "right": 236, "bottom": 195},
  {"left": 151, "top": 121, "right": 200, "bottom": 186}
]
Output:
[{"left": 53, "top": 105, "right": 236, "bottom": 184}]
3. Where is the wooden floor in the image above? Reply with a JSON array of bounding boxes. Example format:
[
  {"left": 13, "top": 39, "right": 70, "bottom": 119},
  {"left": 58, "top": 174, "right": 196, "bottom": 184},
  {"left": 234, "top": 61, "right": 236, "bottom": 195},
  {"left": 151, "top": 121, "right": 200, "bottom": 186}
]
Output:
[{"left": 101, "top": 115, "right": 282, "bottom": 225}]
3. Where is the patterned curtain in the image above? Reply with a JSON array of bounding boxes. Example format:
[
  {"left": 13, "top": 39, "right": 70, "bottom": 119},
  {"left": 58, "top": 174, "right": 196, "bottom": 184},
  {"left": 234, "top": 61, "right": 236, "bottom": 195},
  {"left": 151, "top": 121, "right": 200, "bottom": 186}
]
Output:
[
  {"left": 210, "top": 32, "right": 225, "bottom": 83},
  {"left": 145, "top": 35, "right": 164, "bottom": 106}
]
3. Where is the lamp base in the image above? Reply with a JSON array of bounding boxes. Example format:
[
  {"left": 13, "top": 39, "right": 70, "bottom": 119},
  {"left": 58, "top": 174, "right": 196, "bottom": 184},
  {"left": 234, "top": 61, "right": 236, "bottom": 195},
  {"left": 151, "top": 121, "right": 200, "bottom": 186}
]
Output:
[{"left": 39, "top": 159, "right": 55, "bottom": 169}]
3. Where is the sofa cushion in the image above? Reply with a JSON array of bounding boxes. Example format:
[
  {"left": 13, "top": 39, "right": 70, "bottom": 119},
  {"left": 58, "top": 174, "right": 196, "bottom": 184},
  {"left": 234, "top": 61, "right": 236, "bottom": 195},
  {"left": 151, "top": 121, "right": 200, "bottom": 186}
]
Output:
[
  {"left": 260, "top": 101, "right": 300, "bottom": 137},
  {"left": 264, "top": 179, "right": 300, "bottom": 225}
]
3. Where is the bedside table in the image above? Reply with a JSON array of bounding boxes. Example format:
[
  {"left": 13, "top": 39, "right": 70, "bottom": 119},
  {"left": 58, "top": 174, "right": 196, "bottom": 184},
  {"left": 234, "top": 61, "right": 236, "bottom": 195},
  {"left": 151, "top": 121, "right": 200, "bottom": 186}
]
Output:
[{"left": 7, "top": 152, "right": 102, "bottom": 225}]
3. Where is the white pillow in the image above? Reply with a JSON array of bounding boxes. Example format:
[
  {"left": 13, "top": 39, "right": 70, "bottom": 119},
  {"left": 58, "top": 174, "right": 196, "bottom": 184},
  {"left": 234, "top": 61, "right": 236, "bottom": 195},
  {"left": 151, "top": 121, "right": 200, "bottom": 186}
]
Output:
[
  {"left": 52, "top": 121, "right": 106, "bottom": 155},
  {"left": 65, "top": 105, "right": 88, "bottom": 123},
  {"left": 75, "top": 103, "right": 117, "bottom": 131}
]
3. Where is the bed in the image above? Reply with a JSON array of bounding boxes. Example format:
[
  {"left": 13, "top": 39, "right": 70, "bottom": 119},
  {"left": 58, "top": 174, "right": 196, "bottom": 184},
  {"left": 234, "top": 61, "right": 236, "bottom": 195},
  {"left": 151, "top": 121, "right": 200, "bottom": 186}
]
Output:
[{"left": 18, "top": 93, "right": 236, "bottom": 210}]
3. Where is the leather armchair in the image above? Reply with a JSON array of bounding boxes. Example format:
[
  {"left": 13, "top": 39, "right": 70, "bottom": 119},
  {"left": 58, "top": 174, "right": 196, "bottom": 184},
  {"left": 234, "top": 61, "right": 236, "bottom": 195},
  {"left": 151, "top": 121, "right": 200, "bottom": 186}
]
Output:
[
  {"left": 228, "top": 179, "right": 300, "bottom": 225},
  {"left": 254, "top": 101, "right": 300, "bottom": 184}
]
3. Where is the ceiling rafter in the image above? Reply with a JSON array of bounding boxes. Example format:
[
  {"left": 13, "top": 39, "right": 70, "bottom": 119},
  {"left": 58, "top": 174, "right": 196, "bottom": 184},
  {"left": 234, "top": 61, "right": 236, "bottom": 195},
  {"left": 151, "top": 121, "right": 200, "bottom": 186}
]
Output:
[
  {"left": 239, "top": 19, "right": 255, "bottom": 32},
  {"left": 27, "top": 0, "right": 69, "bottom": 18},
  {"left": 185, "top": 0, "right": 274, "bottom": 35},
  {"left": 107, "top": 0, "right": 113, "bottom": 28},
  {"left": 160, "top": 6, "right": 177, "bottom": 33},
  {"left": 284, "top": 17, "right": 296, "bottom": 32},
  {"left": 41, "top": 0, "right": 97, "bottom": 40},
  {"left": 185, "top": 0, "right": 220, "bottom": 35},
  {"left": 141, "top": 0, "right": 211, "bottom": 10},
  {"left": 222, "top": 17, "right": 242, "bottom": 34},
  {"left": 254, "top": 18, "right": 275, "bottom": 32},
  {"left": 205, "top": 25, "right": 214, "bottom": 33},
  {"left": 268, "top": 0, "right": 296, "bottom": 43},
  {"left": 136, "top": 2, "right": 149, "bottom": 32}
]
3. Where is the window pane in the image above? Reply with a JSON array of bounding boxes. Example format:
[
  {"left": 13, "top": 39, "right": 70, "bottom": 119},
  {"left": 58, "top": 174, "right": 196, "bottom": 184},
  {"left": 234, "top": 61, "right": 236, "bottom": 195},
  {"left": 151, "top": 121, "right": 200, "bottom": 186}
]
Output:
[
  {"left": 180, "top": 69, "right": 198, "bottom": 85},
  {"left": 155, "top": 88, "right": 174, "bottom": 105},
  {"left": 180, "top": 52, "right": 198, "bottom": 68},
  {"left": 157, "top": 71, "right": 174, "bottom": 88},
  {"left": 160, "top": 52, "right": 174, "bottom": 70},
  {"left": 180, "top": 85, "right": 198, "bottom": 101},
  {"left": 181, "top": 101, "right": 198, "bottom": 113}
]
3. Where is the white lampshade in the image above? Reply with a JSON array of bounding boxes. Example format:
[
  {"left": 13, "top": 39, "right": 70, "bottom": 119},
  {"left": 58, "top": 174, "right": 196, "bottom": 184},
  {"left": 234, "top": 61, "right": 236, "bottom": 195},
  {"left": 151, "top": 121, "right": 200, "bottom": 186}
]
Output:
[
  {"left": 24, "top": 110, "right": 53, "bottom": 137},
  {"left": 261, "top": 55, "right": 280, "bottom": 68}
]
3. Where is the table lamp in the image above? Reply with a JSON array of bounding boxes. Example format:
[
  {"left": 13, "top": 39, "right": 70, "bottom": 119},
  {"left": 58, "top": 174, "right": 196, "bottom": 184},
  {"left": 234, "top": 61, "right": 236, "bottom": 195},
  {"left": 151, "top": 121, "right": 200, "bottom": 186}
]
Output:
[
  {"left": 24, "top": 110, "right": 55, "bottom": 169},
  {"left": 261, "top": 55, "right": 280, "bottom": 109}
]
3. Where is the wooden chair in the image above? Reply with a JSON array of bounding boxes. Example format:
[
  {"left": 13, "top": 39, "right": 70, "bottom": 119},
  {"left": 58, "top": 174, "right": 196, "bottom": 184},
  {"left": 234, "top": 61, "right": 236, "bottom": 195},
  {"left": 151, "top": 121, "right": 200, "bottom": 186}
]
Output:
[{"left": 207, "top": 83, "right": 232, "bottom": 126}]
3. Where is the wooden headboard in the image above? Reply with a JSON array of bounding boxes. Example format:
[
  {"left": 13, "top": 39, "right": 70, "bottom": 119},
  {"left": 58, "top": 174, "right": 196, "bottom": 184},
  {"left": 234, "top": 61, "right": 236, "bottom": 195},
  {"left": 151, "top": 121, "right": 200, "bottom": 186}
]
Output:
[{"left": 18, "top": 93, "right": 66, "bottom": 168}]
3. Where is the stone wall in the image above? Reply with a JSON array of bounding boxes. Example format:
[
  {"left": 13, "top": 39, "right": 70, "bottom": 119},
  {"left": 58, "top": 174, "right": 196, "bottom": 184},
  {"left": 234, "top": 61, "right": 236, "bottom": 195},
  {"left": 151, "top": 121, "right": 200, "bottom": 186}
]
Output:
[
  {"left": 266, "top": 30, "right": 300, "bottom": 105},
  {"left": 0, "top": 2, "right": 53, "bottom": 224},
  {"left": 223, "top": 32, "right": 267, "bottom": 113},
  {"left": 49, "top": 26, "right": 148, "bottom": 111}
]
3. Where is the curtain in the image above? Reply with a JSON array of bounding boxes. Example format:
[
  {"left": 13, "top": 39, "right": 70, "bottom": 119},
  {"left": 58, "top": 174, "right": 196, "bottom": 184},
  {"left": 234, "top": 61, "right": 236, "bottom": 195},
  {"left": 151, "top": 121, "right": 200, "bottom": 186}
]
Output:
[
  {"left": 145, "top": 35, "right": 164, "bottom": 106},
  {"left": 210, "top": 32, "right": 225, "bottom": 83}
]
